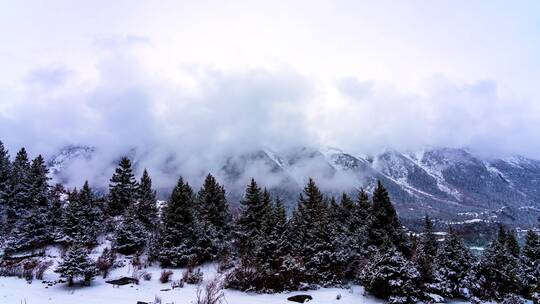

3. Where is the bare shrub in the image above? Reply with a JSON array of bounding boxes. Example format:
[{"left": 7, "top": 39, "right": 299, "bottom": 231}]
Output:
[
  {"left": 22, "top": 259, "right": 38, "bottom": 282},
  {"left": 143, "top": 271, "right": 153, "bottom": 281},
  {"left": 35, "top": 260, "right": 53, "bottom": 280},
  {"left": 195, "top": 277, "right": 225, "bottom": 304},
  {"left": 171, "top": 279, "right": 184, "bottom": 289},
  {"left": 153, "top": 295, "right": 162, "bottom": 304},
  {"left": 183, "top": 267, "right": 204, "bottom": 284},
  {"left": 159, "top": 269, "right": 173, "bottom": 283},
  {"left": 0, "top": 260, "right": 23, "bottom": 277},
  {"left": 96, "top": 248, "right": 116, "bottom": 278}
]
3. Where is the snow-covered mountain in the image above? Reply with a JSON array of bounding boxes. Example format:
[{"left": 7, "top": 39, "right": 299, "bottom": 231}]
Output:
[{"left": 47, "top": 145, "right": 540, "bottom": 226}]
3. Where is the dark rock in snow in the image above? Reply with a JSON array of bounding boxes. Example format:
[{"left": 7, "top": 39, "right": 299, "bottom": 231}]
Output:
[
  {"left": 106, "top": 277, "right": 139, "bottom": 285},
  {"left": 287, "top": 295, "right": 313, "bottom": 303}
]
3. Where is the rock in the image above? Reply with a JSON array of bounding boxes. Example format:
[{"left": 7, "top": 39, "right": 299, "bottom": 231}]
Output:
[
  {"left": 287, "top": 295, "right": 313, "bottom": 303},
  {"left": 105, "top": 277, "right": 139, "bottom": 286},
  {"left": 160, "top": 288, "right": 171, "bottom": 291}
]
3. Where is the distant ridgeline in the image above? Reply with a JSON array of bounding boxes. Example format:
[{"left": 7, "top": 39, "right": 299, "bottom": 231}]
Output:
[
  {"left": 47, "top": 145, "right": 540, "bottom": 228},
  {"left": 1, "top": 141, "right": 540, "bottom": 303}
]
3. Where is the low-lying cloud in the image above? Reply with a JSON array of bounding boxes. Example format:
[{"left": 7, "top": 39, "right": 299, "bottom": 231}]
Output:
[{"left": 1, "top": 46, "right": 539, "bottom": 191}]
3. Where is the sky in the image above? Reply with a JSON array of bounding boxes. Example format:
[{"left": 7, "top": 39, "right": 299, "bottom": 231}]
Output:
[{"left": 1, "top": 0, "right": 540, "bottom": 186}]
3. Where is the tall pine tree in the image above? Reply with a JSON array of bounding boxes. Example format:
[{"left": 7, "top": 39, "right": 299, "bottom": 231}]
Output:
[
  {"left": 0, "top": 141, "right": 10, "bottom": 224},
  {"left": 157, "top": 177, "right": 200, "bottom": 267},
  {"left": 196, "top": 174, "right": 232, "bottom": 261},
  {"left": 108, "top": 157, "right": 137, "bottom": 216},
  {"left": 7, "top": 148, "right": 31, "bottom": 223},
  {"left": 136, "top": 169, "right": 158, "bottom": 231},
  {"left": 367, "top": 181, "right": 410, "bottom": 256}
]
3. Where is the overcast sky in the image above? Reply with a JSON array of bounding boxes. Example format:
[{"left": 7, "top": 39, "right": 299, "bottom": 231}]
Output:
[{"left": 1, "top": 0, "right": 540, "bottom": 165}]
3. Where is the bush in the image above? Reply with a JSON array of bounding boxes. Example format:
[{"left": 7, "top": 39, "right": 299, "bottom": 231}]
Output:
[
  {"left": 195, "top": 277, "right": 225, "bottom": 304},
  {"left": 22, "top": 259, "right": 39, "bottom": 282},
  {"left": 171, "top": 279, "right": 184, "bottom": 289},
  {"left": 96, "top": 248, "right": 116, "bottom": 278},
  {"left": 143, "top": 272, "right": 152, "bottom": 281},
  {"left": 183, "top": 267, "right": 204, "bottom": 284},
  {"left": 35, "top": 260, "right": 53, "bottom": 280},
  {"left": 160, "top": 270, "right": 173, "bottom": 283}
]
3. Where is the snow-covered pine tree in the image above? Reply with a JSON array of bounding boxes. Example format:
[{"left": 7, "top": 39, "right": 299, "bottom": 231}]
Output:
[
  {"left": 0, "top": 141, "right": 10, "bottom": 225},
  {"left": 470, "top": 232, "right": 523, "bottom": 301},
  {"left": 157, "top": 177, "right": 200, "bottom": 267},
  {"left": 290, "top": 179, "right": 344, "bottom": 285},
  {"left": 62, "top": 185, "right": 99, "bottom": 246},
  {"left": 114, "top": 204, "right": 147, "bottom": 255},
  {"left": 136, "top": 169, "right": 158, "bottom": 231},
  {"left": 47, "top": 184, "right": 65, "bottom": 240},
  {"left": 196, "top": 174, "right": 232, "bottom": 261},
  {"left": 367, "top": 181, "right": 410, "bottom": 256},
  {"left": 414, "top": 215, "right": 438, "bottom": 285},
  {"left": 7, "top": 148, "right": 31, "bottom": 223},
  {"left": 78, "top": 181, "right": 102, "bottom": 240},
  {"left": 360, "top": 244, "right": 422, "bottom": 304},
  {"left": 28, "top": 155, "right": 50, "bottom": 208},
  {"left": 235, "top": 178, "right": 265, "bottom": 261},
  {"left": 506, "top": 229, "right": 521, "bottom": 258},
  {"left": 108, "top": 157, "right": 137, "bottom": 216},
  {"left": 522, "top": 230, "right": 540, "bottom": 299},
  {"left": 432, "top": 227, "right": 473, "bottom": 298},
  {"left": 5, "top": 206, "right": 51, "bottom": 252},
  {"left": 56, "top": 243, "right": 98, "bottom": 286}
]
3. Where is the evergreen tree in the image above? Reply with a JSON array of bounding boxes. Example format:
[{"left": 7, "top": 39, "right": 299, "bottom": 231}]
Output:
[
  {"left": 157, "top": 177, "right": 200, "bottom": 267},
  {"left": 432, "top": 227, "right": 473, "bottom": 298},
  {"left": 522, "top": 230, "right": 540, "bottom": 298},
  {"left": 7, "top": 148, "right": 31, "bottom": 222},
  {"left": 28, "top": 155, "right": 50, "bottom": 208},
  {"left": 360, "top": 246, "right": 422, "bottom": 304},
  {"left": 356, "top": 188, "right": 371, "bottom": 223},
  {"left": 0, "top": 141, "right": 10, "bottom": 223},
  {"left": 136, "top": 169, "right": 158, "bottom": 230},
  {"left": 114, "top": 204, "right": 147, "bottom": 255},
  {"left": 415, "top": 215, "right": 438, "bottom": 284},
  {"left": 196, "top": 174, "right": 232, "bottom": 261},
  {"left": 108, "top": 157, "right": 137, "bottom": 216},
  {"left": 367, "top": 181, "right": 410, "bottom": 256},
  {"left": 506, "top": 229, "right": 521, "bottom": 258},
  {"left": 470, "top": 236, "right": 523, "bottom": 301},
  {"left": 62, "top": 185, "right": 99, "bottom": 245},
  {"left": 56, "top": 243, "right": 98, "bottom": 286},
  {"left": 291, "top": 179, "right": 344, "bottom": 284},
  {"left": 48, "top": 184, "right": 65, "bottom": 239},
  {"left": 235, "top": 178, "right": 265, "bottom": 260},
  {"left": 5, "top": 207, "right": 51, "bottom": 252}
]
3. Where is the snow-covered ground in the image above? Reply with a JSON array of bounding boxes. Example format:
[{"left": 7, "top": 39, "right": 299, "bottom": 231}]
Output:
[{"left": 0, "top": 246, "right": 385, "bottom": 304}]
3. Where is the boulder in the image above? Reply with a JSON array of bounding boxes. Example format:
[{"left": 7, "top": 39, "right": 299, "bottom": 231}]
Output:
[
  {"left": 287, "top": 295, "right": 313, "bottom": 303},
  {"left": 105, "top": 277, "right": 139, "bottom": 285}
]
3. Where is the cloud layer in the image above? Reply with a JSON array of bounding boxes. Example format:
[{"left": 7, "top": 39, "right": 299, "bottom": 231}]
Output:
[{"left": 1, "top": 1, "right": 540, "bottom": 189}]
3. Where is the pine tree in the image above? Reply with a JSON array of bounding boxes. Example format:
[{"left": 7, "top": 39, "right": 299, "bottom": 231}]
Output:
[
  {"left": 471, "top": 235, "right": 523, "bottom": 301},
  {"left": 235, "top": 178, "right": 265, "bottom": 260},
  {"left": 5, "top": 207, "right": 51, "bottom": 252},
  {"left": 136, "top": 169, "right": 158, "bottom": 230},
  {"left": 432, "top": 227, "right": 473, "bottom": 298},
  {"left": 56, "top": 243, "right": 98, "bottom": 286},
  {"left": 157, "top": 177, "right": 200, "bottom": 267},
  {"left": 114, "top": 204, "right": 147, "bottom": 255},
  {"left": 108, "top": 157, "right": 137, "bottom": 216},
  {"left": 0, "top": 141, "right": 10, "bottom": 224},
  {"left": 47, "top": 184, "right": 65, "bottom": 239},
  {"left": 291, "top": 179, "right": 343, "bottom": 285},
  {"left": 196, "top": 174, "right": 232, "bottom": 261},
  {"left": 367, "top": 181, "right": 410, "bottom": 256},
  {"left": 360, "top": 245, "right": 422, "bottom": 304},
  {"left": 28, "top": 155, "right": 50, "bottom": 208},
  {"left": 7, "top": 148, "right": 31, "bottom": 223},
  {"left": 505, "top": 229, "right": 520, "bottom": 258},
  {"left": 415, "top": 215, "right": 438, "bottom": 284},
  {"left": 62, "top": 185, "right": 99, "bottom": 246},
  {"left": 522, "top": 230, "right": 540, "bottom": 298}
]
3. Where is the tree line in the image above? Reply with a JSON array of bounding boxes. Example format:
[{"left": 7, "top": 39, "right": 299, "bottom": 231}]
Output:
[{"left": 0, "top": 141, "right": 539, "bottom": 303}]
